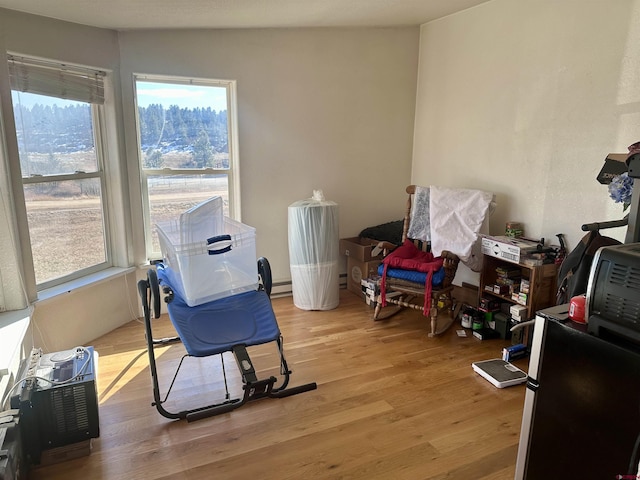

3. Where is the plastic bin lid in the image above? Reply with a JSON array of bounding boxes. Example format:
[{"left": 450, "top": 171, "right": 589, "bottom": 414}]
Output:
[{"left": 180, "top": 196, "right": 224, "bottom": 245}]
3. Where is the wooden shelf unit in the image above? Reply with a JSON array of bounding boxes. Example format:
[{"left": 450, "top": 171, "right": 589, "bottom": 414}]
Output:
[{"left": 479, "top": 254, "right": 558, "bottom": 320}]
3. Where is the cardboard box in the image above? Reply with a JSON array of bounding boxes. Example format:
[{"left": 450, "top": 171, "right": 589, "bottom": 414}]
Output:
[
  {"left": 510, "top": 304, "right": 528, "bottom": 317},
  {"left": 502, "top": 343, "right": 527, "bottom": 361},
  {"left": 517, "top": 292, "right": 528, "bottom": 305},
  {"left": 361, "top": 276, "right": 380, "bottom": 297},
  {"left": 346, "top": 257, "right": 381, "bottom": 297},
  {"left": 340, "top": 237, "right": 384, "bottom": 262},
  {"left": 479, "top": 297, "right": 500, "bottom": 312},
  {"left": 361, "top": 277, "right": 381, "bottom": 308},
  {"left": 481, "top": 235, "right": 539, "bottom": 264}
]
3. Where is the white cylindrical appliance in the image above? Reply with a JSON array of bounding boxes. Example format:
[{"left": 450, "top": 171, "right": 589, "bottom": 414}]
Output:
[{"left": 288, "top": 190, "right": 339, "bottom": 310}]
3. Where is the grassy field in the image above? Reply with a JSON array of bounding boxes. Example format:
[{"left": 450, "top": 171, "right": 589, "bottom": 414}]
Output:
[{"left": 24, "top": 149, "right": 228, "bottom": 284}]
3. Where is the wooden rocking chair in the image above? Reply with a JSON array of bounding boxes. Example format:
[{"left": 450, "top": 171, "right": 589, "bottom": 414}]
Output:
[{"left": 372, "top": 185, "right": 460, "bottom": 336}]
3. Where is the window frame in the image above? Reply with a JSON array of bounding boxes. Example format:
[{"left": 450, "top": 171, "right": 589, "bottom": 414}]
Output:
[
  {"left": 132, "top": 73, "right": 241, "bottom": 261},
  {"left": 8, "top": 55, "right": 115, "bottom": 291}
]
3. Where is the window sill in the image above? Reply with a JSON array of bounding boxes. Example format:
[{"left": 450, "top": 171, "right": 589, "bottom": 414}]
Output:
[
  {"left": 0, "top": 308, "right": 31, "bottom": 383},
  {"left": 0, "top": 267, "right": 135, "bottom": 402},
  {"left": 37, "top": 266, "right": 136, "bottom": 304}
]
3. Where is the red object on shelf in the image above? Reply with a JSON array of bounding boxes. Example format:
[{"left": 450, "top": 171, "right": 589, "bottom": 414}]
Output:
[{"left": 569, "top": 295, "right": 586, "bottom": 324}]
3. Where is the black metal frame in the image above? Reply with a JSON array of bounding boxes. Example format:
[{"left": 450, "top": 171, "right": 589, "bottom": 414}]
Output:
[
  {"left": 137, "top": 257, "right": 317, "bottom": 422},
  {"left": 582, "top": 152, "right": 640, "bottom": 243}
]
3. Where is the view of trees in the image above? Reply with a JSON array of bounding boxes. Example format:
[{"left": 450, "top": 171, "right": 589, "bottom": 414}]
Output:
[
  {"left": 138, "top": 104, "right": 229, "bottom": 169},
  {"left": 13, "top": 102, "right": 94, "bottom": 155},
  {"left": 12, "top": 101, "right": 229, "bottom": 172}
]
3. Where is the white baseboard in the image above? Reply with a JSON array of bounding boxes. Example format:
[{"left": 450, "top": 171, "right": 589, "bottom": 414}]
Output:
[{"left": 270, "top": 274, "right": 347, "bottom": 298}]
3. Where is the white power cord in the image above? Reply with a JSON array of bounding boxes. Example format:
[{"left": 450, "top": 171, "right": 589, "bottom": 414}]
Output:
[{"left": 0, "top": 346, "right": 92, "bottom": 409}]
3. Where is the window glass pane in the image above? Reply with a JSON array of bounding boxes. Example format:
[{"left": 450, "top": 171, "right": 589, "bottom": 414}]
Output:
[
  {"left": 12, "top": 91, "right": 98, "bottom": 176},
  {"left": 24, "top": 179, "right": 106, "bottom": 284},
  {"left": 136, "top": 81, "right": 229, "bottom": 171},
  {"left": 148, "top": 174, "right": 229, "bottom": 251}
]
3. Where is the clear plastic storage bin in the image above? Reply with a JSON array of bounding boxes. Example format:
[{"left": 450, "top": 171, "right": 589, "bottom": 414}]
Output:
[{"left": 157, "top": 214, "right": 258, "bottom": 307}]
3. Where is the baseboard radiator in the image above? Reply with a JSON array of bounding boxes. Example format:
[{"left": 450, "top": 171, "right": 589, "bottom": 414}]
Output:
[{"left": 271, "top": 274, "right": 348, "bottom": 298}]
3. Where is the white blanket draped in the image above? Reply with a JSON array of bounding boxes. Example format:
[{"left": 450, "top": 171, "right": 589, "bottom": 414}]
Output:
[{"left": 429, "top": 186, "right": 494, "bottom": 271}]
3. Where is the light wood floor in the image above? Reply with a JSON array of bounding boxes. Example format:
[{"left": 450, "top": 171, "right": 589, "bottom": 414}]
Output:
[{"left": 31, "top": 289, "right": 527, "bottom": 480}]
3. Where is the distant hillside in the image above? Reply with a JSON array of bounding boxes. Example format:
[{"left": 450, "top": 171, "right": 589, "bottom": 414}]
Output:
[{"left": 13, "top": 102, "right": 229, "bottom": 169}]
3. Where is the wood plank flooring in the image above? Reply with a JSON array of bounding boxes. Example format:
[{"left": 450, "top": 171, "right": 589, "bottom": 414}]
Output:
[{"left": 30, "top": 289, "right": 527, "bottom": 480}]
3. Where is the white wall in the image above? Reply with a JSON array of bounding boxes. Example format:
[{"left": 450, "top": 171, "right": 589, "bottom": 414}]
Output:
[
  {"left": 0, "top": 9, "right": 139, "bottom": 351},
  {"left": 0, "top": 10, "right": 420, "bottom": 351},
  {"left": 7, "top": 0, "right": 640, "bottom": 349},
  {"left": 413, "top": 0, "right": 640, "bottom": 283},
  {"left": 118, "top": 27, "right": 420, "bottom": 283}
]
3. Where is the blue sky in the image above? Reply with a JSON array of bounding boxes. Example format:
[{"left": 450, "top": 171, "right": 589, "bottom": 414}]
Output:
[
  {"left": 12, "top": 91, "right": 78, "bottom": 109},
  {"left": 135, "top": 81, "right": 227, "bottom": 111},
  {"left": 12, "top": 81, "right": 228, "bottom": 111}
]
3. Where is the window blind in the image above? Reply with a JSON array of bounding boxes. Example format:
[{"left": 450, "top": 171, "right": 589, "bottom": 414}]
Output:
[{"left": 8, "top": 54, "right": 106, "bottom": 105}]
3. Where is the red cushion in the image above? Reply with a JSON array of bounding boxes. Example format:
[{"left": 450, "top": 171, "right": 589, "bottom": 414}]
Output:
[
  {"left": 382, "top": 240, "right": 443, "bottom": 273},
  {"left": 380, "top": 240, "right": 445, "bottom": 315}
]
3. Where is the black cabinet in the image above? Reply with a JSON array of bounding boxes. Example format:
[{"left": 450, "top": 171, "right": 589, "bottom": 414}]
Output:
[{"left": 515, "top": 311, "right": 640, "bottom": 479}]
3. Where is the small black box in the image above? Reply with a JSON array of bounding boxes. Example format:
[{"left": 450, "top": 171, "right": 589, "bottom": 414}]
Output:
[
  {"left": 473, "top": 328, "right": 500, "bottom": 340},
  {"left": 494, "top": 312, "right": 511, "bottom": 340},
  {"left": 479, "top": 297, "right": 500, "bottom": 312}
]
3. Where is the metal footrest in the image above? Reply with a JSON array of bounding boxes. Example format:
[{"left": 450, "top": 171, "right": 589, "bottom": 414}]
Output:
[{"left": 243, "top": 377, "right": 277, "bottom": 402}]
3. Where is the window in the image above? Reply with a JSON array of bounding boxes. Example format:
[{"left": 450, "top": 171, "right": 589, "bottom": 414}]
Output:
[
  {"left": 133, "top": 75, "right": 240, "bottom": 258},
  {"left": 9, "top": 55, "right": 111, "bottom": 289}
]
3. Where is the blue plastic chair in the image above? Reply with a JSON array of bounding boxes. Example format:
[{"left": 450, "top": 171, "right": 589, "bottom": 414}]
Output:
[{"left": 137, "top": 258, "right": 317, "bottom": 421}]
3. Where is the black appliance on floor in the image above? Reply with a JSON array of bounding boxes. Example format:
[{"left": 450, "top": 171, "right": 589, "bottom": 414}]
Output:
[
  {"left": 515, "top": 150, "right": 640, "bottom": 479},
  {"left": 12, "top": 346, "right": 99, "bottom": 466},
  {"left": 515, "top": 305, "right": 640, "bottom": 478}
]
